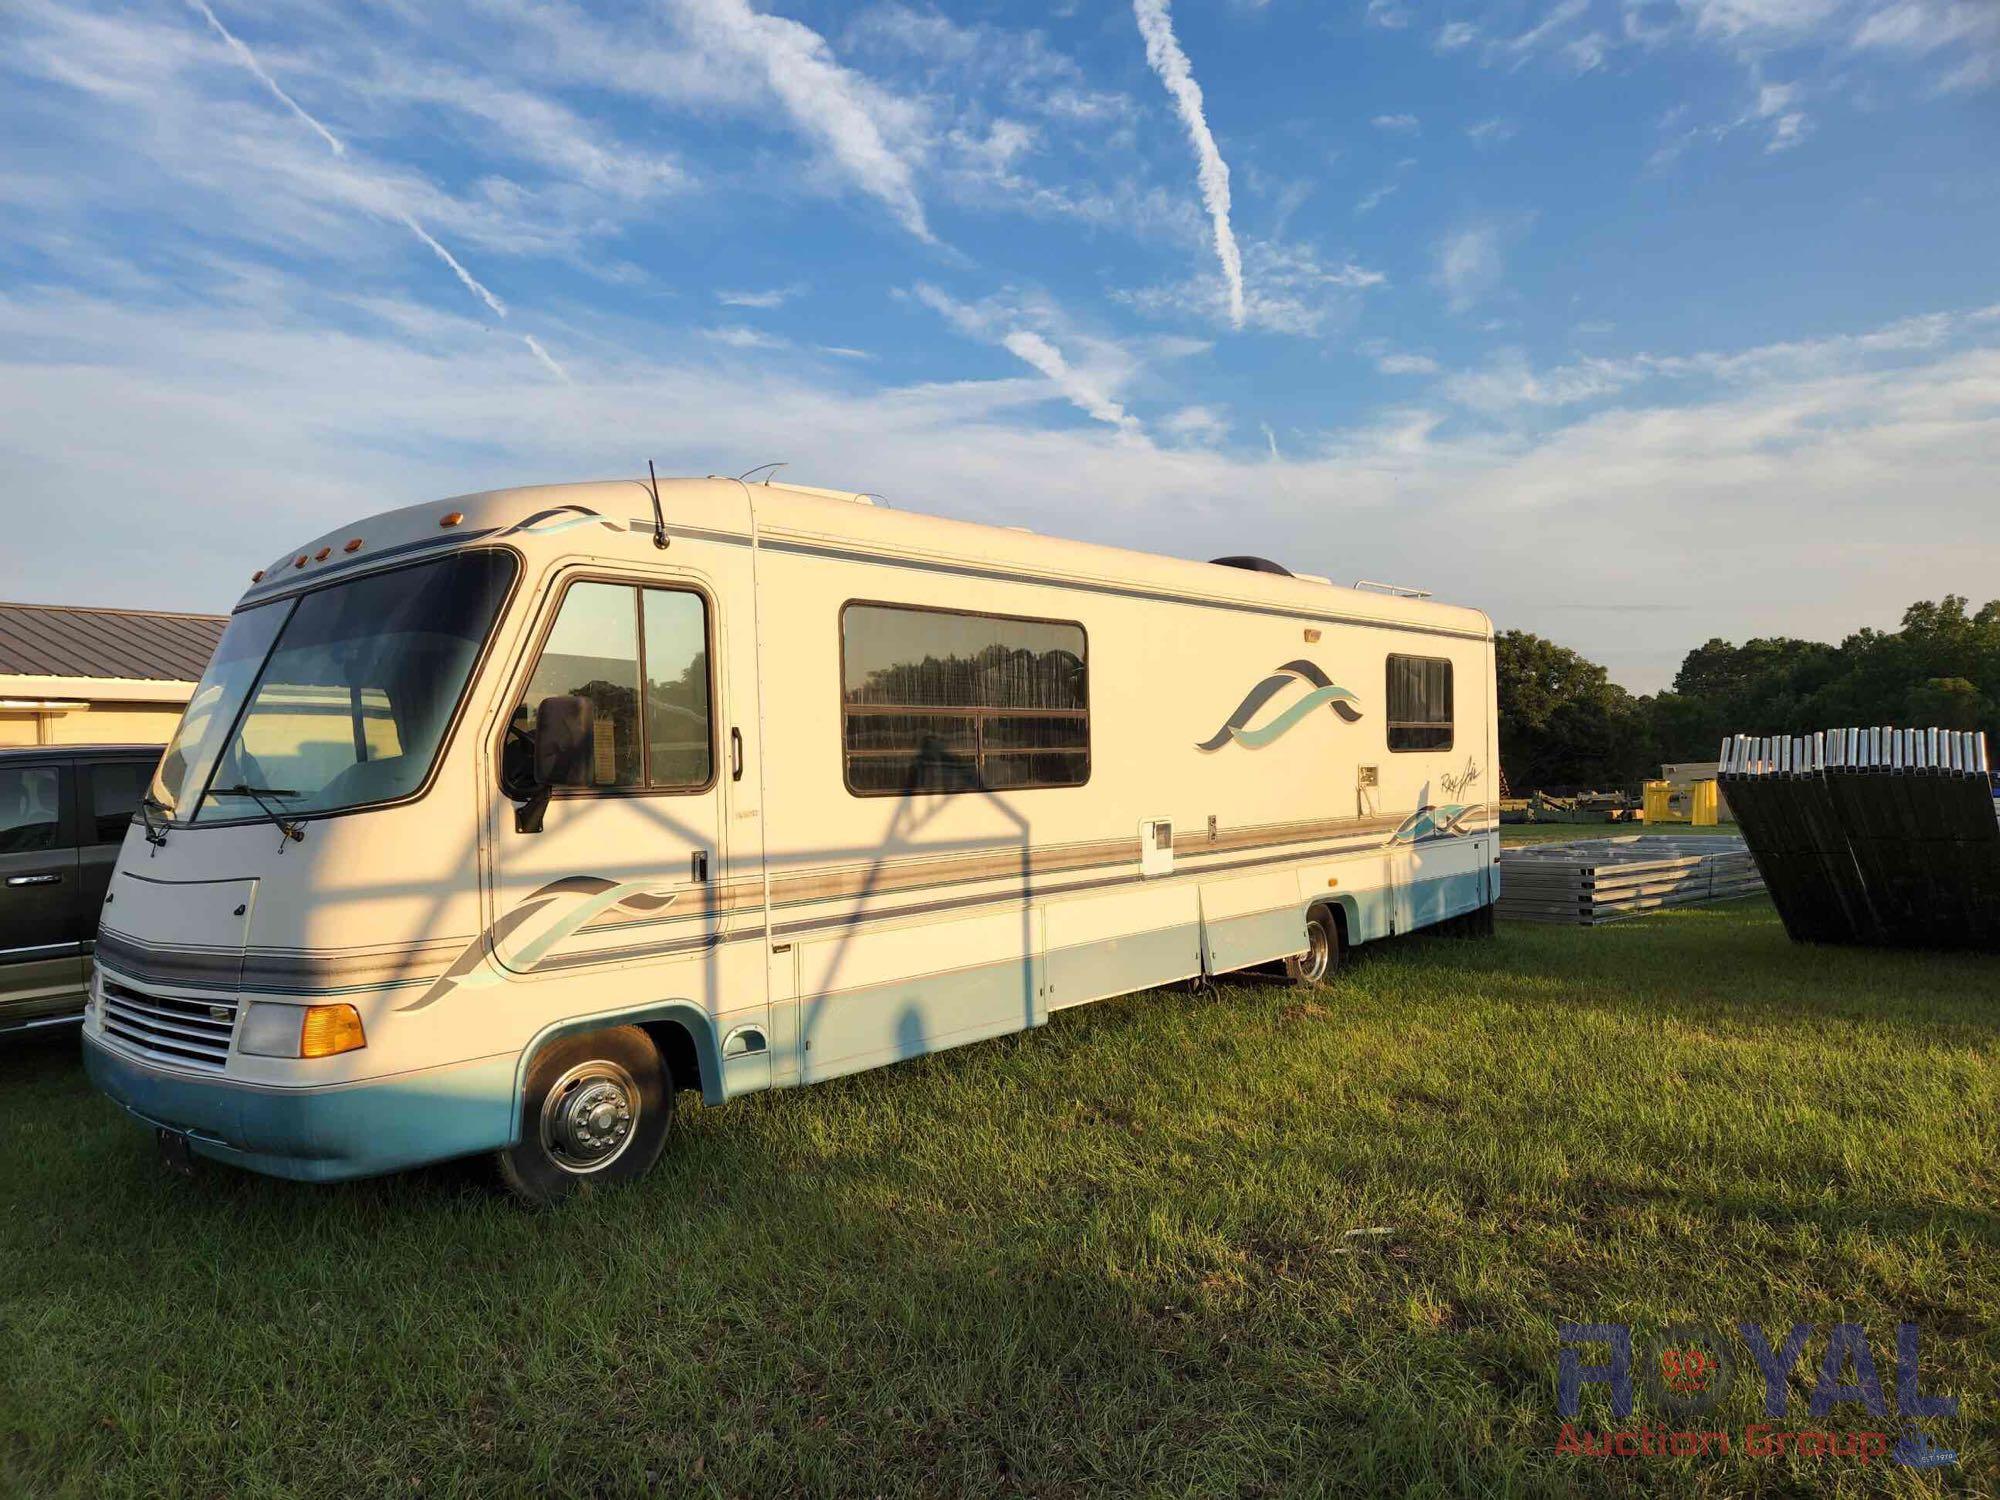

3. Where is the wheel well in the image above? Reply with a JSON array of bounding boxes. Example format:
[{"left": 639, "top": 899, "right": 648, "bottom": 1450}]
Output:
[
  {"left": 639, "top": 1020, "right": 705, "bottom": 1095},
  {"left": 1310, "top": 900, "right": 1350, "bottom": 952}
]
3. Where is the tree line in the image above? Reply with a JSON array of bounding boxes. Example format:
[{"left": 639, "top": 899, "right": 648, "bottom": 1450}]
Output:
[{"left": 1499, "top": 596, "right": 2000, "bottom": 791}]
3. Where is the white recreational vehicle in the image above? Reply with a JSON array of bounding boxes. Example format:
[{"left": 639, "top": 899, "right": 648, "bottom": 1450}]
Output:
[{"left": 83, "top": 478, "right": 1498, "bottom": 1200}]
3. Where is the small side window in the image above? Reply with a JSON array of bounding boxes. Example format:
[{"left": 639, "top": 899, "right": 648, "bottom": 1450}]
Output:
[
  {"left": 0, "top": 765, "right": 63, "bottom": 853},
  {"left": 511, "top": 580, "right": 713, "bottom": 793},
  {"left": 86, "top": 762, "right": 150, "bottom": 845},
  {"left": 1386, "top": 654, "right": 1454, "bottom": 752}
]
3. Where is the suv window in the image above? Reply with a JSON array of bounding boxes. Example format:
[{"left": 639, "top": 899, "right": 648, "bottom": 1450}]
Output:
[
  {"left": 85, "top": 761, "right": 150, "bottom": 845},
  {"left": 0, "top": 765, "right": 62, "bottom": 853}
]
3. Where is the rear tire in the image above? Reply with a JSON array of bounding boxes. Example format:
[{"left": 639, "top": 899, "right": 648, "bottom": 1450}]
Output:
[
  {"left": 497, "top": 1026, "right": 672, "bottom": 1205},
  {"left": 1284, "top": 906, "right": 1343, "bottom": 987}
]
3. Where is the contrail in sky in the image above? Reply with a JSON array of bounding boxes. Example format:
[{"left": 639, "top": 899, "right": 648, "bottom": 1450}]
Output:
[
  {"left": 182, "top": 0, "right": 565, "bottom": 377},
  {"left": 1133, "top": 0, "right": 1246, "bottom": 329}
]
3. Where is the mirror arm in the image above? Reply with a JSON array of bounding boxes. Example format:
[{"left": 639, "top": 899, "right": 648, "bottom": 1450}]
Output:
[{"left": 514, "top": 783, "right": 553, "bottom": 835}]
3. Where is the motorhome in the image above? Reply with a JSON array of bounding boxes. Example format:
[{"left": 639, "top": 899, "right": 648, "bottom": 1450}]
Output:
[{"left": 83, "top": 478, "right": 1498, "bottom": 1200}]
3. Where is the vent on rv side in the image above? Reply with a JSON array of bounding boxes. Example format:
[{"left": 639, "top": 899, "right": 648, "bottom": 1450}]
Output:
[{"left": 1209, "top": 555, "right": 1293, "bottom": 576}]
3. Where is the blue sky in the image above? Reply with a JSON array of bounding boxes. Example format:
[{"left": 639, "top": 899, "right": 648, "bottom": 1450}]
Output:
[{"left": 1, "top": 0, "right": 1995, "bottom": 691}]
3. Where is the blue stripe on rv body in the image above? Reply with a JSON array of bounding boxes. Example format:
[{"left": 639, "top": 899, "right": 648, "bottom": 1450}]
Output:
[{"left": 87, "top": 864, "right": 1491, "bottom": 1182}]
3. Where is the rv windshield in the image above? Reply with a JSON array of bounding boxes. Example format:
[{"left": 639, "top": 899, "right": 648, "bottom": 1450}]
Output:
[{"left": 151, "top": 551, "right": 516, "bottom": 824}]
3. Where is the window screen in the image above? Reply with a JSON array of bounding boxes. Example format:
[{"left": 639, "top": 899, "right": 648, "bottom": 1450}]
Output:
[
  {"left": 512, "top": 581, "right": 712, "bottom": 791},
  {"left": 1386, "top": 654, "right": 1454, "bottom": 752},
  {"left": 841, "top": 603, "right": 1088, "bottom": 795}
]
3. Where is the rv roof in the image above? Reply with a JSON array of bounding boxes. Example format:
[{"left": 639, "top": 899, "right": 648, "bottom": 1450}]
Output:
[{"left": 239, "top": 477, "right": 1491, "bottom": 639}]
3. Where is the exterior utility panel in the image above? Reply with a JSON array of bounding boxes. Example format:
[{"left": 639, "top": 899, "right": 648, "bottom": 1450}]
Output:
[{"left": 84, "top": 478, "right": 1498, "bottom": 1184}]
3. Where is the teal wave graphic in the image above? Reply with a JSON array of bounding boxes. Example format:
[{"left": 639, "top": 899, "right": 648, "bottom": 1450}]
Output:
[
  {"left": 1230, "top": 685, "right": 1361, "bottom": 747},
  {"left": 1198, "top": 660, "right": 1363, "bottom": 751}
]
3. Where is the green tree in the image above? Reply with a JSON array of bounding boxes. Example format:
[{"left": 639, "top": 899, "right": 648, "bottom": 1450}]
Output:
[{"left": 1496, "top": 630, "right": 1652, "bottom": 789}]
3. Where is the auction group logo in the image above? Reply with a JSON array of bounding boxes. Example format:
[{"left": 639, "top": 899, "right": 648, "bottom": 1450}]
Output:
[{"left": 1558, "top": 1322, "right": 1960, "bottom": 1469}]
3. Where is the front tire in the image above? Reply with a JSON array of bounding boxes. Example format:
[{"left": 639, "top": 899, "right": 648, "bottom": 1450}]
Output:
[
  {"left": 497, "top": 1026, "right": 672, "bottom": 1205},
  {"left": 1284, "top": 906, "right": 1343, "bottom": 987}
]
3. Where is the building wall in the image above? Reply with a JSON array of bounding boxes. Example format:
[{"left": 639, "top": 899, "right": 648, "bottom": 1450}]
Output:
[{"left": 0, "top": 674, "right": 193, "bottom": 749}]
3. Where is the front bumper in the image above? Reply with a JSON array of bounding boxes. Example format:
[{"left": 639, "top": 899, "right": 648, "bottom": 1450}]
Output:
[{"left": 84, "top": 1031, "right": 520, "bottom": 1183}]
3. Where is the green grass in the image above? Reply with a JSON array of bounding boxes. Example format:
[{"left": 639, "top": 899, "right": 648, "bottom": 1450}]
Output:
[{"left": 3, "top": 901, "right": 1996, "bottom": 1498}]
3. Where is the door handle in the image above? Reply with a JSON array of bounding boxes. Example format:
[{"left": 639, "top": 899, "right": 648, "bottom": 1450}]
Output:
[
  {"left": 691, "top": 851, "right": 710, "bottom": 883},
  {"left": 6, "top": 874, "right": 61, "bottom": 887},
  {"left": 731, "top": 727, "right": 744, "bottom": 782}
]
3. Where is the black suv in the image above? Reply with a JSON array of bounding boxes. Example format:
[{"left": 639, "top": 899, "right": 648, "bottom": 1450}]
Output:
[{"left": 1, "top": 744, "right": 161, "bottom": 1034}]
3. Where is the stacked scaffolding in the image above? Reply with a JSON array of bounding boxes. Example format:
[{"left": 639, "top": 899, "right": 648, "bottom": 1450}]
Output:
[
  {"left": 1717, "top": 728, "right": 1999, "bottom": 950},
  {"left": 1497, "top": 835, "right": 1765, "bottom": 925}
]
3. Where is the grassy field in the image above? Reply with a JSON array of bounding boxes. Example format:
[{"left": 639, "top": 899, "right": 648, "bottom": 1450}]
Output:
[{"left": 3, "top": 898, "right": 1995, "bottom": 1497}]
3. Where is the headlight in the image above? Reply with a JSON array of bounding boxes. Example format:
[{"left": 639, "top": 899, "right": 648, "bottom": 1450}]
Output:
[{"left": 239, "top": 1002, "right": 367, "bottom": 1059}]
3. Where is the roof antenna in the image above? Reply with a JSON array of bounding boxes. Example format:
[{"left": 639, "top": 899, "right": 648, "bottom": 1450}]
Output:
[
  {"left": 647, "top": 460, "right": 668, "bottom": 550},
  {"left": 738, "top": 461, "right": 787, "bottom": 485}
]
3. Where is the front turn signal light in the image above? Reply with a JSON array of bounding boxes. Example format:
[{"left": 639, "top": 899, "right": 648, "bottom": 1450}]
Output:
[{"left": 300, "top": 1003, "right": 367, "bottom": 1058}]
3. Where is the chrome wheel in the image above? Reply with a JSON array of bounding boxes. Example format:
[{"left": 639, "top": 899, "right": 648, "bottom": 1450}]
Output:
[
  {"left": 1298, "top": 920, "right": 1330, "bottom": 983},
  {"left": 539, "top": 1059, "right": 640, "bottom": 1174}
]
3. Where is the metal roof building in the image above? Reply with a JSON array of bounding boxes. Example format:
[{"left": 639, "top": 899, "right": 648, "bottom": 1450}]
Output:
[{"left": 0, "top": 601, "right": 226, "bottom": 748}]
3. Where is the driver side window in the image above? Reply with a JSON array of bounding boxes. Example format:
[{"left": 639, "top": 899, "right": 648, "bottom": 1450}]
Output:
[{"left": 512, "top": 580, "right": 712, "bottom": 793}]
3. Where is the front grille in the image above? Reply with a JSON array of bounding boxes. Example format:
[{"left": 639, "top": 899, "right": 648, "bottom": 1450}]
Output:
[{"left": 101, "top": 978, "right": 238, "bottom": 1073}]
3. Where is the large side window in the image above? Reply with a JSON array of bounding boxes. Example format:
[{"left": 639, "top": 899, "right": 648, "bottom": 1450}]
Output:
[
  {"left": 841, "top": 603, "right": 1088, "bottom": 796},
  {"left": 1386, "top": 654, "right": 1454, "bottom": 752},
  {"left": 513, "top": 581, "right": 712, "bottom": 791},
  {"left": 0, "top": 766, "right": 63, "bottom": 854}
]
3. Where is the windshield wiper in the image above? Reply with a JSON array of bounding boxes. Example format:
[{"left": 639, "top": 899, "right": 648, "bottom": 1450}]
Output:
[
  {"left": 209, "top": 784, "right": 306, "bottom": 844},
  {"left": 139, "top": 793, "right": 171, "bottom": 848}
]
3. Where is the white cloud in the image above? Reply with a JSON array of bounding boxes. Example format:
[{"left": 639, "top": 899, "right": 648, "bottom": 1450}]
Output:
[
  {"left": 1377, "top": 352, "right": 1441, "bottom": 375},
  {"left": 1435, "top": 21, "right": 1480, "bottom": 49},
  {"left": 182, "top": 0, "right": 343, "bottom": 157},
  {"left": 673, "top": 0, "right": 932, "bottom": 240},
  {"left": 703, "top": 324, "right": 791, "bottom": 350},
  {"left": 1355, "top": 183, "right": 1398, "bottom": 215},
  {"left": 913, "top": 283, "right": 1143, "bottom": 434},
  {"left": 1680, "top": 0, "right": 1843, "bottom": 43},
  {"left": 1434, "top": 224, "right": 1507, "bottom": 312},
  {"left": 1366, "top": 0, "right": 1415, "bottom": 28},
  {"left": 1163, "top": 404, "right": 1230, "bottom": 443},
  {"left": 1371, "top": 113, "right": 1421, "bottom": 132},
  {"left": 1466, "top": 116, "right": 1519, "bottom": 147},
  {"left": 1133, "top": 0, "right": 1246, "bottom": 328},
  {"left": 716, "top": 287, "right": 800, "bottom": 309},
  {"left": 1853, "top": 1, "right": 2000, "bottom": 91},
  {"left": 2, "top": 286, "right": 1997, "bottom": 694},
  {"left": 1118, "top": 239, "right": 1386, "bottom": 337}
]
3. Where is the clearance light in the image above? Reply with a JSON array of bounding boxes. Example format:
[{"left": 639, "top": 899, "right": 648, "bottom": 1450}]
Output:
[
  {"left": 240, "top": 1001, "right": 367, "bottom": 1058},
  {"left": 440, "top": 511, "right": 464, "bottom": 528},
  {"left": 315, "top": 546, "right": 332, "bottom": 561},
  {"left": 252, "top": 569, "right": 265, "bottom": 583},
  {"left": 344, "top": 538, "right": 363, "bottom": 553},
  {"left": 301, "top": 1004, "right": 367, "bottom": 1058},
  {"left": 294, "top": 554, "right": 308, "bottom": 569}
]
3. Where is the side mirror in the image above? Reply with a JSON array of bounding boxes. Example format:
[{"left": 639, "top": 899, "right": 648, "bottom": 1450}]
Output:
[{"left": 514, "top": 695, "right": 594, "bottom": 834}]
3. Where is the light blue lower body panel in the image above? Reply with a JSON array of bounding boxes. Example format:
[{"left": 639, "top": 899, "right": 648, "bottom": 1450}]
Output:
[
  {"left": 802, "top": 957, "right": 1042, "bottom": 1084},
  {"left": 85, "top": 1033, "right": 519, "bottom": 1183},
  {"left": 1203, "top": 908, "right": 1309, "bottom": 976},
  {"left": 1404, "top": 868, "right": 1491, "bottom": 930},
  {"left": 1046, "top": 922, "right": 1202, "bottom": 1011}
]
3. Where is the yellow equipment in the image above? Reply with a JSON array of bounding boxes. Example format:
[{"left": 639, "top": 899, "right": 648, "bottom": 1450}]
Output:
[{"left": 1644, "top": 778, "right": 1718, "bottom": 826}]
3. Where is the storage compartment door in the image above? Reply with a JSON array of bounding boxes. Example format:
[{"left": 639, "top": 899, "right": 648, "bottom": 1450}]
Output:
[{"left": 1199, "top": 871, "right": 1308, "bottom": 978}]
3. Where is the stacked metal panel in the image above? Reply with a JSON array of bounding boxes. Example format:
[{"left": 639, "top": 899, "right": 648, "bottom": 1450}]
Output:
[
  {"left": 1497, "top": 835, "right": 1766, "bottom": 925},
  {"left": 1717, "top": 728, "right": 1999, "bottom": 950}
]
